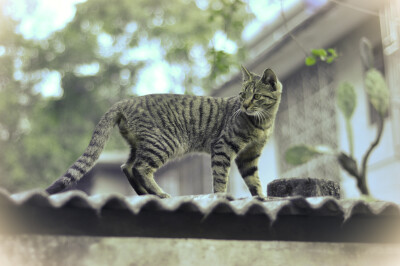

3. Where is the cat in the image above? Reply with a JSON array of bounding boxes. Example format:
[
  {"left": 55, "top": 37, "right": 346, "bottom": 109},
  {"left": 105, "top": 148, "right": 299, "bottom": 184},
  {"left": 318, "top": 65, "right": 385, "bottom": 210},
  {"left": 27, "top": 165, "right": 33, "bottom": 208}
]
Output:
[{"left": 46, "top": 66, "right": 283, "bottom": 198}]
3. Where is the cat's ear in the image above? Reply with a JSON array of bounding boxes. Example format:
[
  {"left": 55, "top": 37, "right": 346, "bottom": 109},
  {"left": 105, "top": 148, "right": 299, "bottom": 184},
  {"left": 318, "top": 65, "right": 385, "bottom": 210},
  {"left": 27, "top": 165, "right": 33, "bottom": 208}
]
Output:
[
  {"left": 261, "top": 68, "right": 277, "bottom": 90},
  {"left": 241, "top": 65, "right": 252, "bottom": 82}
]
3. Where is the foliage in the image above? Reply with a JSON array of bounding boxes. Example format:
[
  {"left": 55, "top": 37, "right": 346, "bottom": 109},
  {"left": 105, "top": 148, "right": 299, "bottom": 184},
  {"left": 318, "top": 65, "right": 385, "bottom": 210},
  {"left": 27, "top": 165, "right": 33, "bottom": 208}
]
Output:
[
  {"left": 285, "top": 145, "right": 334, "bottom": 166},
  {"left": 365, "top": 68, "right": 390, "bottom": 117},
  {"left": 305, "top": 48, "right": 338, "bottom": 66},
  {"left": 0, "top": 0, "right": 253, "bottom": 191},
  {"left": 336, "top": 82, "right": 356, "bottom": 120},
  {"left": 285, "top": 38, "right": 390, "bottom": 196},
  {"left": 285, "top": 145, "right": 321, "bottom": 166},
  {"left": 207, "top": 49, "right": 235, "bottom": 81},
  {"left": 336, "top": 81, "right": 356, "bottom": 156}
]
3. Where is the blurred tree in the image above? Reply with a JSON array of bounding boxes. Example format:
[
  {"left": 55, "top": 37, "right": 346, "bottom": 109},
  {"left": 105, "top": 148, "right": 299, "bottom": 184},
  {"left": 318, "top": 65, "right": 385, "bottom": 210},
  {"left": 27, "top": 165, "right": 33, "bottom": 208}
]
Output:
[{"left": 0, "top": 0, "right": 253, "bottom": 191}]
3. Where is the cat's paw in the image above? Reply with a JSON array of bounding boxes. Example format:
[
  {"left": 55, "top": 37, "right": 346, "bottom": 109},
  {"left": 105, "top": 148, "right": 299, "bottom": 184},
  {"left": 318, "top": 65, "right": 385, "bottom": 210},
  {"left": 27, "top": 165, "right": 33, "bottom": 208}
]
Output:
[
  {"left": 254, "top": 195, "right": 269, "bottom": 201},
  {"left": 213, "top": 192, "right": 235, "bottom": 201},
  {"left": 158, "top": 192, "right": 171, "bottom": 199}
]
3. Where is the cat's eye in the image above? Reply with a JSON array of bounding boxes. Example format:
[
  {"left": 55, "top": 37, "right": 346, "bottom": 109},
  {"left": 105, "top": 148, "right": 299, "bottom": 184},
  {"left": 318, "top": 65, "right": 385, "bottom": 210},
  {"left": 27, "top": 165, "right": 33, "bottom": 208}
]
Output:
[{"left": 254, "top": 94, "right": 262, "bottom": 100}]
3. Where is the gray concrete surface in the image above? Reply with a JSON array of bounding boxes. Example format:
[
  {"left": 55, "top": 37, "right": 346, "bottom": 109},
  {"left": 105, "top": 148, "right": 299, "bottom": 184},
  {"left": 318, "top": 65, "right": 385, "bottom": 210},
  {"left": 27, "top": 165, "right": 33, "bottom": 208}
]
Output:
[{"left": 1, "top": 235, "right": 400, "bottom": 266}]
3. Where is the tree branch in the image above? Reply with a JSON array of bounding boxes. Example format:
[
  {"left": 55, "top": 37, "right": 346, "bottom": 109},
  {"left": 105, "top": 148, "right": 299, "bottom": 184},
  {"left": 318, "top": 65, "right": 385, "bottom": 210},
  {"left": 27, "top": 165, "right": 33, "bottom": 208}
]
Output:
[{"left": 360, "top": 114, "right": 385, "bottom": 180}]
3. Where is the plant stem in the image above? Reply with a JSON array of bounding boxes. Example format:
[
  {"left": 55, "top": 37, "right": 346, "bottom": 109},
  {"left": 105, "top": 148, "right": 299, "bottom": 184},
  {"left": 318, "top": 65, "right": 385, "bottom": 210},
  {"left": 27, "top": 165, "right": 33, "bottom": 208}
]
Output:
[
  {"left": 345, "top": 118, "right": 354, "bottom": 156},
  {"left": 359, "top": 114, "right": 385, "bottom": 195}
]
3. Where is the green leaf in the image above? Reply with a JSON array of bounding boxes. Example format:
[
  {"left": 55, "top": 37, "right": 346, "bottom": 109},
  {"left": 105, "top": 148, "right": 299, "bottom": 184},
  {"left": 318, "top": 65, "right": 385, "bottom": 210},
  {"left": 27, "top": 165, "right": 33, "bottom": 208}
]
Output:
[
  {"left": 336, "top": 82, "right": 357, "bottom": 120},
  {"left": 337, "top": 152, "right": 358, "bottom": 178},
  {"left": 305, "top": 56, "right": 316, "bottom": 66},
  {"left": 312, "top": 49, "right": 328, "bottom": 57},
  {"left": 307, "top": 48, "right": 338, "bottom": 66},
  {"left": 364, "top": 68, "right": 390, "bottom": 117},
  {"left": 285, "top": 144, "right": 323, "bottom": 165},
  {"left": 327, "top": 48, "right": 338, "bottom": 63},
  {"left": 327, "top": 48, "right": 337, "bottom": 57},
  {"left": 326, "top": 57, "right": 334, "bottom": 63}
]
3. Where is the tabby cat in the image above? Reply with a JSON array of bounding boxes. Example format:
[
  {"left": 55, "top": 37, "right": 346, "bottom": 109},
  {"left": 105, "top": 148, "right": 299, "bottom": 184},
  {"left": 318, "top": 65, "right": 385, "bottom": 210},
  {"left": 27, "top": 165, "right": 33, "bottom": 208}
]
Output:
[{"left": 46, "top": 66, "right": 282, "bottom": 198}]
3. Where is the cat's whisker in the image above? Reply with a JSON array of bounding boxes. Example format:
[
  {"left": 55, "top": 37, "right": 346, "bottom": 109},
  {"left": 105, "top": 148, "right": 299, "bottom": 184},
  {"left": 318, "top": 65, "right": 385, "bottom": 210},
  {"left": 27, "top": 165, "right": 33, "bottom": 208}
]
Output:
[
  {"left": 260, "top": 111, "right": 267, "bottom": 121},
  {"left": 253, "top": 110, "right": 266, "bottom": 124},
  {"left": 258, "top": 112, "right": 264, "bottom": 122},
  {"left": 259, "top": 111, "right": 264, "bottom": 123},
  {"left": 263, "top": 110, "right": 271, "bottom": 120}
]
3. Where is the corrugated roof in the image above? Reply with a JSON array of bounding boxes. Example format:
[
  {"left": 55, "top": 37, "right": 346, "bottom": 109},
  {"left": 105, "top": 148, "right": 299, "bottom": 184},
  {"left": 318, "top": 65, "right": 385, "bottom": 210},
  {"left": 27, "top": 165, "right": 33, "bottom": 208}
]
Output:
[{"left": 1, "top": 188, "right": 399, "bottom": 243}]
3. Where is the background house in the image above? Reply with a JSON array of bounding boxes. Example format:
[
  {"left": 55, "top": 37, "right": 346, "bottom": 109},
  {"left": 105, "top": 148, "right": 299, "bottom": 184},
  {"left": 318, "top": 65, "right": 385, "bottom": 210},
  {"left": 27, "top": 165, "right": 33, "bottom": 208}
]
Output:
[
  {"left": 79, "top": 0, "right": 400, "bottom": 203},
  {"left": 214, "top": 0, "right": 400, "bottom": 202}
]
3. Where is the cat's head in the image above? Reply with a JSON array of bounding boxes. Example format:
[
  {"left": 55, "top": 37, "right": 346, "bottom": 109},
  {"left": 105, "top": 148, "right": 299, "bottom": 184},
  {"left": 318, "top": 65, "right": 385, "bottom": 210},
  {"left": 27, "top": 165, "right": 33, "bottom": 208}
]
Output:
[{"left": 239, "top": 66, "right": 282, "bottom": 117}]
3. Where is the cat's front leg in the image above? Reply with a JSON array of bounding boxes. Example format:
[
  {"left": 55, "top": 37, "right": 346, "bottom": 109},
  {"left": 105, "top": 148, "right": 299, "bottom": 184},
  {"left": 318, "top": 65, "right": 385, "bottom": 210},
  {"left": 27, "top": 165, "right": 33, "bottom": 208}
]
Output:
[
  {"left": 211, "top": 138, "right": 240, "bottom": 193},
  {"left": 235, "top": 142, "right": 265, "bottom": 197}
]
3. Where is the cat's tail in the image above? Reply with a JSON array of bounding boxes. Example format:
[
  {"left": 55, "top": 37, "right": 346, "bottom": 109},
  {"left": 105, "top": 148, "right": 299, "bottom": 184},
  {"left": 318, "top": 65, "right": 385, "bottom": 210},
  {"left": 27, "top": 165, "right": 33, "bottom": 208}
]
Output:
[{"left": 46, "top": 104, "right": 122, "bottom": 195}]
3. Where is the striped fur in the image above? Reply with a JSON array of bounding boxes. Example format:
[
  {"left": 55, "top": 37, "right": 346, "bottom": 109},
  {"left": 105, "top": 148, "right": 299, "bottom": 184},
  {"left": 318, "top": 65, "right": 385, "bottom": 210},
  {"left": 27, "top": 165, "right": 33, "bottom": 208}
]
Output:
[{"left": 46, "top": 66, "right": 282, "bottom": 198}]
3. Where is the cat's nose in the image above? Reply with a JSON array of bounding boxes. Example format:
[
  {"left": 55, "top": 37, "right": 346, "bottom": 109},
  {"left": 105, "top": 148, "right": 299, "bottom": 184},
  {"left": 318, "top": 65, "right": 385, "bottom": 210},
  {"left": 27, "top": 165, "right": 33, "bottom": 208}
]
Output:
[{"left": 243, "top": 103, "right": 249, "bottom": 109}]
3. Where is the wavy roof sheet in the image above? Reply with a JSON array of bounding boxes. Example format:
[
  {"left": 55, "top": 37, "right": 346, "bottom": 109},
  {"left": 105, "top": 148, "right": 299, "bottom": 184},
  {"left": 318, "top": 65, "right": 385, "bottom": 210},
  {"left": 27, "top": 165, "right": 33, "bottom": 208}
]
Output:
[{"left": 1, "top": 189, "right": 399, "bottom": 242}]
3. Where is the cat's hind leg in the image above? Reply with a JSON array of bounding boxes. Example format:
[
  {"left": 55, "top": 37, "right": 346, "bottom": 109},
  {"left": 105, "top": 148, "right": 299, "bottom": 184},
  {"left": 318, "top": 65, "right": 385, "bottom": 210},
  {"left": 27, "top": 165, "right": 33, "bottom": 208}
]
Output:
[
  {"left": 121, "top": 148, "right": 149, "bottom": 195},
  {"left": 131, "top": 144, "right": 171, "bottom": 198},
  {"left": 131, "top": 161, "right": 170, "bottom": 198}
]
